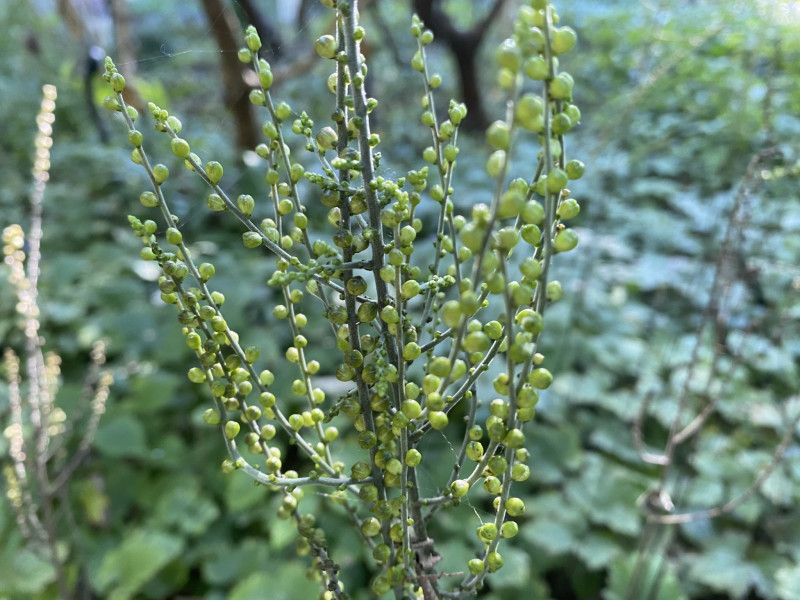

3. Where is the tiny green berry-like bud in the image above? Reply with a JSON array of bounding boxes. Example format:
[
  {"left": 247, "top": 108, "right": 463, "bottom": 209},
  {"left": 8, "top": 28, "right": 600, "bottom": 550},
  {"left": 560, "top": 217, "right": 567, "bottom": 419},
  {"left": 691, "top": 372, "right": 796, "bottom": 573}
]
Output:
[
  {"left": 237, "top": 48, "right": 252, "bottom": 63},
  {"left": 187, "top": 367, "right": 206, "bottom": 383},
  {"left": 153, "top": 164, "right": 169, "bottom": 184},
  {"left": 505, "top": 497, "right": 526, "bottom": 517},
  {"left": 127, "top": 129, "right": 143, "bottom": 147},
  {"left": 529, "top": 368, "right": 553, "bottom": 389},
  {"left": 566, "top": 159, "right": 585, "bottom": 180},
  {"left": 198, "top": 262, "right": 215, "bottom": 281},
  {"left": 486, "top": 150, "right": 506, "bottom": 178},
  {"left": 552, "top": 26, "right": 577, "bottom": 55},
  {"left": 501, "top": 521, "right": 519, "bottom": 539},
  {"left": 203, "top": 409, "right": 221, "bottom": 425},
  {"left": 275, "top": 102, "right": 291, "bottom": 121},
  {"left": 429, "top": 411, "right": 448, "bottom": 430},
  {"left": 554, "top": 229, "right": 579, "bottom": 252},
  {"left": 468, "top": 559, "right": 485, "bottom": 576},
  {"left": 249, "top": 89, "right": 266, "bottom": 106},
  {"left": 547, "top": 280, "right": 563, "bottom": 302},
  {"left": 166, "top": 227, "right": 183, "bottom": 245},
  {"left": 316, "top": 126, "right": 337, "bottom": 150},
  {"left": 171, "top": 137, "right": 190, "bottom": 158},
  {"left": 487, "top": 551, "right": 504, "bottom": 572},
  {"left": 550, "top": 72, "right": 574, "bottom": 100},
  {"left": 140, "top": 191, "right": 159, "bottom": 208},
  {"left": 557, "top": 198, "right": 580, "bottom": 220},
  {"left": 242, "top": 231, "right": 262, "bottom": 248},
  {"left": 450, "top": 479, "right": 469, "bottom": 498},
  {"left": 315, "top": 34, "right": 338, "bottom": 59},
  {"left": 224, "top": 420, "right": 240, "bottom": 439},
  {"left": 405, "top": 449, "right": 422, "bottom": 467},
  {"left": 103, "top": 95, "right": 121, "bottom": 111},
  {"left": 547, "top": 168, "right": 568, "bottom": 193},
  {"left": 486, "top": 120, "right": 511, "bottom": 150},
  {"left": 237, "top": 194, "right": 255, "bottom": 216},
  {"left": 258, "top": 68, "right": 273, "bottom": 89},
  {"left": 110, "top": 72, "right": 126, "bottom": 92},
  {"left": 245, "top": 29, "right": 262, "bottom": 52},
  {"left": 205, "top": 161, "right": 224, "bottom": 184}
]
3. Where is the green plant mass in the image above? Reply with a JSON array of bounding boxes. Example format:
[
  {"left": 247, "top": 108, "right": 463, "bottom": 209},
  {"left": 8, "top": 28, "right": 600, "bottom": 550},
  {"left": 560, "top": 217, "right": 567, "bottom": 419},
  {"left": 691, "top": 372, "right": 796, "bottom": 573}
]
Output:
[
  {"left": 4, "top": 0, "right": 800, "bottom": 599},
  {"left": 103, "top": 0, "right": 583, "bottom": 596}
]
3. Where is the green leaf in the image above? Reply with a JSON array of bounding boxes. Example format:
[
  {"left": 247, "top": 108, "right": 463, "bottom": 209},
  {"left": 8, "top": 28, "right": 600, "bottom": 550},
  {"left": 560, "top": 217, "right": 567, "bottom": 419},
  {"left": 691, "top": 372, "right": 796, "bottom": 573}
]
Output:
[
  {"left": 94, "top": 415, "right": 148, "bottom": 458},
  {"left": 224, "top": 470, "right": 267, "bottom": 513},
  {"left": 573, "top": 531, "right": 624, "bottom": 570},
  {"left": 686, "top": 535, "right": 755, "bottom": 597},
  {"left": 776, "top": 564, "right": 800, "bottom": 600},
  {"left": 228, "top": 563, "right": 320, "bottom": 600},
  {"left": 152, "top": 484, "right": 219, "bottom": 536},
  {"left": 604, "top": 553, "right": 688, "bottom": 600},
  {"left": 94, "top": 529, "right": 183, "bottom": 599},
  {"left": 9, "top": 549, "right": 57, "bottom": 594}
]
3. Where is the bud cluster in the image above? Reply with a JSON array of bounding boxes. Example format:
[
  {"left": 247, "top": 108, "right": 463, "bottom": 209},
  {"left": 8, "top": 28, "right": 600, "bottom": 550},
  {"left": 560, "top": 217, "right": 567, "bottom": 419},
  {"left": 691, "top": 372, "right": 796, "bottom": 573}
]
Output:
[{"left": 103, "top": 1, "right": 584, "bottom": 597}]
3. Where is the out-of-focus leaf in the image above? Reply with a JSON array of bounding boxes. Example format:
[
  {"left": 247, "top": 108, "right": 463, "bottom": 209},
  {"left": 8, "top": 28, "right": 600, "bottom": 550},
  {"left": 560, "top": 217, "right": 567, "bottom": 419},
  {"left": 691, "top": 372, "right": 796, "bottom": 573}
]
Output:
[
  {"left": 94, "top": 529, "right": 183, "bottom": 599},
  {"left": 94, "top": 415, "right": 148, "bottom": 458},
  {"left": 603, "top": 553, "right": 688, "bottom": 600}
]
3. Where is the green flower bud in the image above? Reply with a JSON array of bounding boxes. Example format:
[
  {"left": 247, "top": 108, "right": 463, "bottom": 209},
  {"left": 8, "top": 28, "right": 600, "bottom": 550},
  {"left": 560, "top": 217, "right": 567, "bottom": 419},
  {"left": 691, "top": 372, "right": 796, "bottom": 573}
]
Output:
[
  {"left": 249, "top": 89, "right": 266, "bottom": 106},
  {"left": 153, "top": 164, "right": 169, "bottom": 184},
  {"left": 428, "top": 411, "right": 448, "bottom": 430},
  {"left": 140, "top": 191, "right": 159, "bottom": 208},
  {"left": 207, "top": 193, "right": 226, "bottom": 211},
  {"left": 166, "top": 227, "right": 182, "bottom": 245},
  {"left": 103, "top": 95, "right": 121, "bottom": 111},
  {"left": 275, "top": 102, "right": 291, "bottom": 121},
  {"left": 205, "top": 161, "right": 224, "bottom": 184},
  {"left": 468, "top": 559, "right": 485, "bottom": 576},
  {"left": 505, "top": 497, "right": 525, "bottom": 517},
  {"left": 495, "top": 38, "right": 520, "bottom": 73},
  {"left": 401, "top": 399, "right": 422, "bottom": 419},
  {"left": 486, "top": 150, "right": 506, "bottom": 178},
  {"left": 237, "top": 194, "right": 255, "bottom": 216},
  {"left": 550, "top": 72, "right": 574, "bottom": 100},
  {"left": 127, "top": 129, "right": 143, "bottom": 146},
  {"left": 259, "top": 68, "right": 273, "bottom": 89},
  {"left": 551, "top": 112, "right": 572, "bottom": 135},
  {"left": 171, "top": 137, "right": 190, "bottom": 158},
  {"left": 524, "top": 55, "right": 549, "bottom": 80},
  {"left": 315, "top": 34, "right": 337, "bottom": 59},
  {"left": 547, "top": 168, "right": 568, "bottom": 193},
  {"left": 486, "top": 120, "right": 511, "bottom": 150},
  {"left": 554, "top": 228, "right": 578, "bottom": 252},
  {"left": 428, "top": 356, "right": 451, "bottom": 377},
  {"left": 521, "top": 224, "right": 542, "bottom": 246},
  {"left": 529, "top": 368, "right": 553, "bottom": 389},
  {"left": 110, "top": 73, "right": 126, "bottom": 92},
  {"left": 316, "top": 126, "right": 337, "bottom": 150},
  {"left": 242, "top": 231, "right": 262, "bottom": 248},
  {"left": 245, "top": 29, "right": 262, "bottom": 52},
  {"left": 203, "top": 409, "right": 220, "bottom": 425},
  {"left": 487, "top": 551, "right": 504, "bottom": 572},
  {"left": 451, "top": 479, "right": 469, "bottom": 498},
  {"left": 552, "top": 26, "right": 577, "bottom": 55},
  {"left": 237, "top": 47, "right": 252, "bottom": 63},
  {"left": 557, "top": 198, "right": 580, "bottom": 220},
  {"left": 566, "top": 159, "right": 585, "bottom": 180},
  {"left": 224, "top": 420, "right": 240, "bottom": 439},
  {"left": 477, "top": 522, "right": 498, "bottom": 542}
]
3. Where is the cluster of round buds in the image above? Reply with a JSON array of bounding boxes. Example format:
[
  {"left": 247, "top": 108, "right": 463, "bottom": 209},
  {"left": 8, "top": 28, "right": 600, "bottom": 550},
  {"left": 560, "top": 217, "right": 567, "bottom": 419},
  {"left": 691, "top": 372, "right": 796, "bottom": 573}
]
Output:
[{"left": 103, "top": 0, "right": 585, "bottom": 597}]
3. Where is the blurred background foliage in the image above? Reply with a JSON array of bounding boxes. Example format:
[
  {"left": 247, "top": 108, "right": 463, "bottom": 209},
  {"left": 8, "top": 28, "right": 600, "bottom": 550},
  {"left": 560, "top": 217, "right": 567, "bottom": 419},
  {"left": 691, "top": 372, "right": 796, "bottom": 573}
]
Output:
[{"left": 1, "top": 0, "right": 800, "bottom": 598}]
